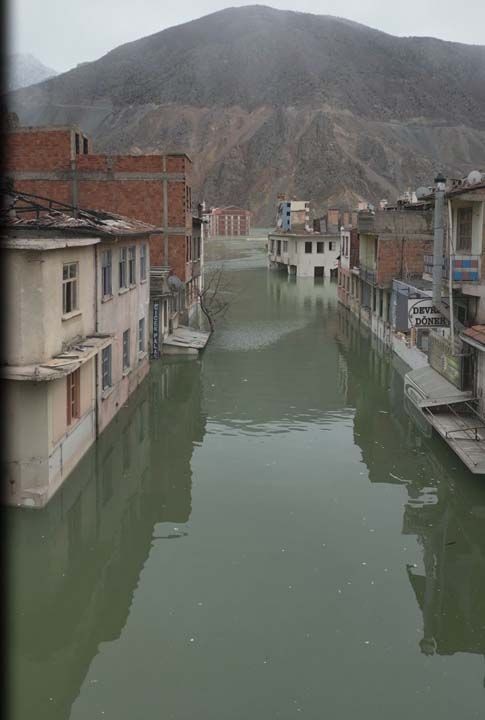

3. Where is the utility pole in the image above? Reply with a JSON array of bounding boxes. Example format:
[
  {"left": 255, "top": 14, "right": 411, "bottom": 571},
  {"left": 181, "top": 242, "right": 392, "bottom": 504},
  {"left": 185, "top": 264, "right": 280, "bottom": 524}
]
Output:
[{"left": 432, "top": 173, "right": 446, "bottom": 306}]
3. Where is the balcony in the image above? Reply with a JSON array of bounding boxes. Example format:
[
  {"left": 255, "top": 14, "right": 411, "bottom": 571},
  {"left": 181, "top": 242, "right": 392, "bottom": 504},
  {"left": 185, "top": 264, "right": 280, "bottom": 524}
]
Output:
[
  {"left": 359, "top": 266, "right": 377, "bottom": 285},
  {"left": 424, "top": 255, "right": 480, "bottom": 283}
]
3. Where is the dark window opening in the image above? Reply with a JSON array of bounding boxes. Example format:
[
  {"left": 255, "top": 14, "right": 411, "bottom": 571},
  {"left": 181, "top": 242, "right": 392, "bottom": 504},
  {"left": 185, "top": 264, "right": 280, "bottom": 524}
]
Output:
[
  {"left": 317, "top": 242, "right": 324, "bottom": 253},
  {"left": 305, "top": 242, "right": 313, "bottom": 254},
  {"left": 83, "top": 136, "right": 89, "bottom": 154},
  {"left": 314, "top": 266, "right": 324, "bottom": 278},
  {"left": 75, "top": 133, "right": 80, "bottom": 155}
]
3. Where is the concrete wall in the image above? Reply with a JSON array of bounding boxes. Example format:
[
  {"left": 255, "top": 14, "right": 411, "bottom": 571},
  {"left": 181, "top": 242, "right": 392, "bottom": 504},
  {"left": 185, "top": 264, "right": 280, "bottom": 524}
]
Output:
[
  {"left": 5, "top": 245, "right": 96, "bottom": 366},
  {"left": 97, "top": 239, "right": 150, "bottom": 433},
  {"left": 3, "top": 357, "right": 97, "bottom": 507}
]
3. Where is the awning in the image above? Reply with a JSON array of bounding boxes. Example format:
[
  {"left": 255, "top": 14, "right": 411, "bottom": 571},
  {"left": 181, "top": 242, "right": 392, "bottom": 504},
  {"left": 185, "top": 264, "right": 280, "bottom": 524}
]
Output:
[
  {"left": 404, "top": 365, "right": 473, "bottom": 409},
  {"left": 1, "top": 335, "right": 113, "bottom": 382}
]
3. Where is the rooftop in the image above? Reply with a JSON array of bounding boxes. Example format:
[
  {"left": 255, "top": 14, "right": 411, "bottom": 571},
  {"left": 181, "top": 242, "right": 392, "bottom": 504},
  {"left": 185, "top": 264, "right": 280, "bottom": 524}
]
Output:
[{"left": 0, "top": 190, "right": 159, "bottom": 238}]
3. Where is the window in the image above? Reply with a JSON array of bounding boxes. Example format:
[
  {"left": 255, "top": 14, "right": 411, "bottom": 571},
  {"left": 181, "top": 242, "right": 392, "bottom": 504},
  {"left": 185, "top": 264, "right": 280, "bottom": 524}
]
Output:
[
  {"left": 329, "top": 242, "right": 333, "bottom": 251},
  {"left": 457, "top": 207, "right": 473, "bottom": 252},
  {"left": 283, "top": 240, "right": 288, "bottom": 253},
  {"left": 138, "top": 318, "right": 145, "bottom": 354},
  {"left": 66, "top": 368, "right": 80, "bottom": 425},
  {"left": 75, "top": 133, "right": 80, "bottom": 154},
  {"left": 123, "top": 329, "right": 130, "bottom": 371},
  {"left": 317, "top": 242, "right": 324, "bottom": 253},
  {"left": 101, "top": 250, "right": 112, "bottom": 297},
  {"left": 119, "top": 248, "right": 127, "bottom": 289},
  {"left": 140, "top": 244, "right": 147, "bottom": 281},
  {"left": 305, "top": 241, "right": 313, "bottom": 254},
  {"left": 277, "top": 240, "right": 282, "bottom": 255},
  {"left": 102, "top": 346, "right": 112, "bottom": 390},
  {"left": 83, "top": 137, "right": 89, "bottom": 154},
  {"left": 128, "top": 246, "right": 136, "bottom": 285},
  {"left": 379, "top": 289, "right": 383, "bottom": 318},
  {"left": 62, "top": 262, "right": 78, "bottom": 314}
]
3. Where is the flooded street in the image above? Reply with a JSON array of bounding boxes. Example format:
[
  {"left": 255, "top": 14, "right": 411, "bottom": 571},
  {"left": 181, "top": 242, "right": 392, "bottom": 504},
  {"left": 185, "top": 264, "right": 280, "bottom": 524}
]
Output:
[{"left": 7, "top": 237, "right": 485, "bottom": 719}]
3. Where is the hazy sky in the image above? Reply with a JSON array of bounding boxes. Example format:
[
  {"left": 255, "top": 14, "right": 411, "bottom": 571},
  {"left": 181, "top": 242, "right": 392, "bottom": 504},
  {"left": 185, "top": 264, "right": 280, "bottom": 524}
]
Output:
[{"left": 9, "top": 0, "right": 485, "bottom": 72}]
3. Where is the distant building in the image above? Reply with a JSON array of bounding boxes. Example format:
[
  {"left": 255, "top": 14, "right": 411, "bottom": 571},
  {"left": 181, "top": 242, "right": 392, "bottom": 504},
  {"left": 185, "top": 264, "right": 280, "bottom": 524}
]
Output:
[
  {"left": 209, "top": 206, "right": 251, "bottom": 237},
  {"left": 268, "top": 203, "right": 340, "bottom": 278},
  {"left": 1, "top": 191, "right": 153, "bottom": 507},
  {"left": 276, "top": 200, "right": 310, "bottom": 232}
]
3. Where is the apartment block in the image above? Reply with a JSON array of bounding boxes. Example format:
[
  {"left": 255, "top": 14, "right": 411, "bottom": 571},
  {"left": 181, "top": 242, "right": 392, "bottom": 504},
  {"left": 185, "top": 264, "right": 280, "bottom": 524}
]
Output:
[
  {"left": 4, "top": 124, "right": 202, "bottom": 321},
  {"left": 209, "top": 206, "right": 251, "bottom": 237},
  {"left": 1, "top": 191, "right": 152, "bottom": 507}
]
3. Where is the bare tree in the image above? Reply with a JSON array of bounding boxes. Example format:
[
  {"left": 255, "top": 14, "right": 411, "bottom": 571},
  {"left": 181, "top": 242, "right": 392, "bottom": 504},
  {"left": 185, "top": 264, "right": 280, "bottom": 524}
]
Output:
[{"left": 197, "top": 265, "right": 232, "bottom": 333}]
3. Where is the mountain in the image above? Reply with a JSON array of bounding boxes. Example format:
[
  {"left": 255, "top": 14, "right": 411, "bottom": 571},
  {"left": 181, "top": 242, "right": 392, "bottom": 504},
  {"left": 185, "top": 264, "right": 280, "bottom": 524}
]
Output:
[
  {"left": 7, "top": 6, "right": 485, "bottom": 223},
  {"left": 8, "top": 53, "right": 57, "bottom": 91}
]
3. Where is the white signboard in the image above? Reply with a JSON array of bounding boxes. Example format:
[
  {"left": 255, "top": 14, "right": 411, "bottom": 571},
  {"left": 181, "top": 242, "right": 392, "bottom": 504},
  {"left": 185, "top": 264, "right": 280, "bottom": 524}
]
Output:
[{"left": 408, "top": 298, "right": 449, "bottom": 328}]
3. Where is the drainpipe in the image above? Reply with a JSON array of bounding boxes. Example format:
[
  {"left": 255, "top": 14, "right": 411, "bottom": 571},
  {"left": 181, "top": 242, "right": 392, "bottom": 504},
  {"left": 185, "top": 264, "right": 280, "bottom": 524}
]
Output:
[
  {"left": 447, "top": 199, "right": 455, "bottom": 351},
  {"left": 94, "top": 244, "right": 100, "bottom": 437},
  {"left": 432, "top": 173, "right": 446, "bottom": 306}
]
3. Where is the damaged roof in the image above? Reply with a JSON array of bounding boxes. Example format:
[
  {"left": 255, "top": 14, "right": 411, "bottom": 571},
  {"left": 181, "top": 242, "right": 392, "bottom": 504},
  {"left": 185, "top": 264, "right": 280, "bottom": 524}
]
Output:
[
  {"left": 0, "top": 189, "right": 160, "bottom": 237},
  {"left": 462, "top": 325, "right": 485, "bottom": 347}
]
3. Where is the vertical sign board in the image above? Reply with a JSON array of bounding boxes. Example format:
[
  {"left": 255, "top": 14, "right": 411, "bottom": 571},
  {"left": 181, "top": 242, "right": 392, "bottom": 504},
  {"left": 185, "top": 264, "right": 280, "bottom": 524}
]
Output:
[
  {"left": 152, "top": 301, "right": 160, "bottom": 359},
  {"left": 407, "top": 298, "right": 450, "bottom": 329}
]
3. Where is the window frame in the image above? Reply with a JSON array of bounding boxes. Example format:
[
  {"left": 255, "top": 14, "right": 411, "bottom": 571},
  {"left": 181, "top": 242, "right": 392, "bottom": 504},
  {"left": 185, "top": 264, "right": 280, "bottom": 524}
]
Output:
[
  {"left": 304, "top": 241, "right": 313, "bottom": 254},
  {"left": 140, "top": 244, "right": 147, "bottom": 282},
  {"left": 102, "top": 346, "right": 112, "bottom": 390},
  {"left": 101, "top": 249, "right": 112, "bottom": 298},
  {"left": 128, "top": 246, "right": 136, "bottom": 286},
  {"left": 62, "top": 262, "right": 79, "bottom": 315},
  {"left": 138, "top": 317, "right": 145, "bottom": 354},
  {"left": 316, "top": 241, "right": 324, "bottom": 254},
  {"left": 119, "top": 247, "right": 128, "bottom": 290},
  {"left": 123, "top": 329, "right": 131, "bottom": 371},
  {"left": 457, "top": 206, "right": 473, "bottom": 252},
  {"left": 66, "top": 368, "right": 81, "bottom": 425}
]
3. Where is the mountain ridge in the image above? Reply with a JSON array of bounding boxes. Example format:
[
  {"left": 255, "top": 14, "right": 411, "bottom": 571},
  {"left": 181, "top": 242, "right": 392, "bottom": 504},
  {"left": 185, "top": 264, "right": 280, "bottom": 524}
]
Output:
[{"left": 8, "top": 5, "right": 485, "bottom": 223}]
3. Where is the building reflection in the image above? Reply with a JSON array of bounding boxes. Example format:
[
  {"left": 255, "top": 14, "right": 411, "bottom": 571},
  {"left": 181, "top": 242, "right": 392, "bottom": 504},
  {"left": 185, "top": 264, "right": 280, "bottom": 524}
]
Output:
[
  {"left": 6, "top": 360, "right": 205, "bottom": 720},
  {"left": 335, "top": 306, "right": 485, "bottom": 681}
]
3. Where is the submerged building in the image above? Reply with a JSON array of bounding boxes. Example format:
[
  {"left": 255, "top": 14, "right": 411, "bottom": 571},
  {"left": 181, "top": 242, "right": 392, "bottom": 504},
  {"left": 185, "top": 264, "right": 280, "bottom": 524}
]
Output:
[{"left": 1, "top": 191, "right": 154, "bottom": 507}]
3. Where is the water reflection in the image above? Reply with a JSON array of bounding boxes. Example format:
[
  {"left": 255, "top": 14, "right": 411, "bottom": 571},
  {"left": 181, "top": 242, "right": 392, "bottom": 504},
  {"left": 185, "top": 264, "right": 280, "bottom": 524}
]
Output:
[
  {"left": 6, "top": 360, "right": 205, "bottom": 720},
  {"left": 335, "top": 306, "right": 485, "bottom": 681}
]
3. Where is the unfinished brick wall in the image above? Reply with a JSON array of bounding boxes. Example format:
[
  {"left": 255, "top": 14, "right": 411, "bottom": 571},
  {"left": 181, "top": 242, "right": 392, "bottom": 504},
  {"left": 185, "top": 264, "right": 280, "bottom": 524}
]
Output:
[
  {"left": 4, "top": 128, "right": 74, "bottom": 172},
  {"left": 377, "top": 236, "right": 433, "bottom": 286},
  {"left": 5, "top": 127, "right": 193, "bottom": 281}
]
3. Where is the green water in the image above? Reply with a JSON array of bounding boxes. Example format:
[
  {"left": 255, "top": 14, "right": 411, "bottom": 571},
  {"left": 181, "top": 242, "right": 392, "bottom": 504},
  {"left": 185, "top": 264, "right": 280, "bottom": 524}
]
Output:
[{"left": 7, "top": 238, "right": 485, "bottom": 719}]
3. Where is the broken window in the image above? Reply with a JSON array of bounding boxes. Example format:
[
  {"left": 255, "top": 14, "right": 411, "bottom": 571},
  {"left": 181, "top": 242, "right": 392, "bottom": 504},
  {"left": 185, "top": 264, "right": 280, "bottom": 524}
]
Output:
[{"left": 62, "top": 262, "right": 78, "bottom": 314}]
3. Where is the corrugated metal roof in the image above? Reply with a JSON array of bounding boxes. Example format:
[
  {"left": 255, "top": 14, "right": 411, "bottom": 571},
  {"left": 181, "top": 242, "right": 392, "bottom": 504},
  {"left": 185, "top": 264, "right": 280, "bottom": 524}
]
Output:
[{"left": 0, "top": 190, "right": 159, "bottom": 237}]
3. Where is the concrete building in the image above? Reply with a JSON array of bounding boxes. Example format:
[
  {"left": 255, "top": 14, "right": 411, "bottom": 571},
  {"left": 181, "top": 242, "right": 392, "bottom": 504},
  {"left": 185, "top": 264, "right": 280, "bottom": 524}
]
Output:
[
  {"left": 403, "top": 173, "right": 485, "bottom": 473},
  {"left": 276, "top": 200, "right": 310, "bottom": 232},
  {"left": 4, "top": 124, "right": 202, "bottom": 323},
  {"left": 209, "top": 206, "right": 251, "bottom": 237},
  {"left": 269, "top": 204, "right": 340, "bottom": 278},
  {"left": 1, "top": 191, "right": 153, "bottom": 507},
  {"left": 337, "top": 226, "right": 359, "bottom": 313},
  {"left": 338, "top": 203, "right": 434, "bottom": 348}
]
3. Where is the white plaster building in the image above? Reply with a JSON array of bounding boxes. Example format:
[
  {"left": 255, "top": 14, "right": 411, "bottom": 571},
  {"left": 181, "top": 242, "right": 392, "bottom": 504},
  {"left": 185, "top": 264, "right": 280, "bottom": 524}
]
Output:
[
  {"left": 268, "top": 232, "right": 340, "bottom": 278},
  {"left": 1, "top": 192, "right": 153, "bottom": 507}
]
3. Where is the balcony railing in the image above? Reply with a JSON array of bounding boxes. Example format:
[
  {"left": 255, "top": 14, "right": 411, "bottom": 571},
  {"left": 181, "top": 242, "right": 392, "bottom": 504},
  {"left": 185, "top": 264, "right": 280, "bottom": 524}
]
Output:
[{"left": 424, "top": 254, "right": 480, "bottom": 282}]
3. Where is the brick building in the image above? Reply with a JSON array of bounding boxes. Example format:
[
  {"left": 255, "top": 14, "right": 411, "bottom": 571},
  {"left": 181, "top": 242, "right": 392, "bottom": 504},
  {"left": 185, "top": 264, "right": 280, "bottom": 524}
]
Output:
[
  {"left": 209, "top": 206, "right": 251, "bottom": 237},
  {"left": 4, "top": 125, "right": 202, "bottom": 322}
]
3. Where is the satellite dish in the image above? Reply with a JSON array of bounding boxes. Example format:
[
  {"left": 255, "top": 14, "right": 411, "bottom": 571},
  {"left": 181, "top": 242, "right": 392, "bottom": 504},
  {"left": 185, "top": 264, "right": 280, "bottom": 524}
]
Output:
[
  {"left": 416, "top": 186, "right": 431, "bottom": 200},
  {"left": 467, "top": 170, "right": 483, "bottom": 185}
]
